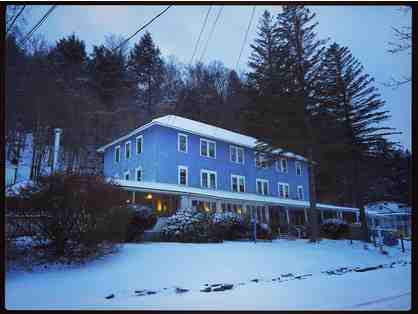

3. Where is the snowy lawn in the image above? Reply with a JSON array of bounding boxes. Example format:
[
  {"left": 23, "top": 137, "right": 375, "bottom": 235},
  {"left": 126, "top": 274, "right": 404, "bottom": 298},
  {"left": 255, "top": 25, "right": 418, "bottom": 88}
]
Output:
[{"left": 6, "top": 239, "right": 411, "bottom": 310}]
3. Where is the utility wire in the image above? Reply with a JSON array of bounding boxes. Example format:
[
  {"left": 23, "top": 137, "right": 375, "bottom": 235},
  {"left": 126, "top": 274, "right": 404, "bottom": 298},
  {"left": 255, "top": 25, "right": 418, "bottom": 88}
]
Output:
[
  {"left": 189, "top": 5, "right": 212, "bottom": 65},
  {"left": 198, "top": 5, "right": 224, "bottom": 63},
  {"left": 19, "top": 5, "right": 57, "bottom": 46},
  {"left": 6, "top": 5, "right": 26, "bottom": 35},
  {"left": 113, "top": 5, "right": 173, "bottom": 52},
  {"left": 236, "top": 6, "right": 256, "bottom": 71}
]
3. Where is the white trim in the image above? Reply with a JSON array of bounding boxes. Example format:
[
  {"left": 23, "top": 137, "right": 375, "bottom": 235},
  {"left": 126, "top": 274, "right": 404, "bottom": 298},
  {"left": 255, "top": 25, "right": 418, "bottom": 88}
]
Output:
[
  {"left": 200, "top": 138, "right": 216, "bottom": 159},
  {"left": 136, "top": 135, "right": 143, "bottom": 155},
  {"left": 230, "top": 145, "right": 245, "bottom": 164},
  {"left": 278, "top": 182, "right": 290, "bottom": 199},
  {"left": 135, "top": 167, "right": 142, "bottom": 182},
  {"left": 295, "top": 161, "right": 302, "bottom": 176},
  {"left": 256, "top": 178, "right": 269, "bottom": 195},
  {"left": 200, "top": 169, "right": 217, "bottom": 189},
  {"left": 178, "top": 133, "right": 188, "bottom": 153},
  {"left": 231, "top": 174, "right": 245, "bottom": 193},
  {"left": 255, "top": 154, "right": 268, "bottom": 169},
  {"left": 114, "top": 145, "right": 121, "bottom": 164},
  {"left": 110, "top": 178, "right": 360, "bottom": 212},
  {"left": 280, "top": 158, "right": 288, "bottom": 173},
  {"left": 125, "top": 141, "right": 131, "bottom": 160},
  {"left": 297, "top": 185, "right": 304, "bottom": 201},
  {"left": 178, "top": 165, "right": 188, "bottom": 186},
  {"left": 123, "top": 170, "right": 130, "bottom": 181}
]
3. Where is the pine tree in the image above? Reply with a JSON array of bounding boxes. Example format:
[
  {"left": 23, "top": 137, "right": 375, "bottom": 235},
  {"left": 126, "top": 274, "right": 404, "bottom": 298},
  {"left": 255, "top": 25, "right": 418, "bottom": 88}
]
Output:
[
  {"left": 318, "top": 42, "right": 399, "bottom": 241},
  {"left": 128, "top": 31, "right": 165, "bottom": 119}
]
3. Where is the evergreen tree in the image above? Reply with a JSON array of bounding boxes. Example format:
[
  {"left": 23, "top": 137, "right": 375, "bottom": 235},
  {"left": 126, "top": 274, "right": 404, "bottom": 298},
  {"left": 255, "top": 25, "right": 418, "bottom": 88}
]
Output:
[
  {"left": 128, "top": 31, "right": 165, "bottom": 119},
  {"left": 318, "top": 42, "right": 399, "bottom": 241}
]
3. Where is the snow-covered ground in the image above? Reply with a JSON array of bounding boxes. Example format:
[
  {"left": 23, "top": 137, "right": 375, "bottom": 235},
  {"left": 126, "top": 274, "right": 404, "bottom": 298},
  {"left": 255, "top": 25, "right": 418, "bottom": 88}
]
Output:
[{"left": 5, "top": 239, "right": 411, "bottom": 310}]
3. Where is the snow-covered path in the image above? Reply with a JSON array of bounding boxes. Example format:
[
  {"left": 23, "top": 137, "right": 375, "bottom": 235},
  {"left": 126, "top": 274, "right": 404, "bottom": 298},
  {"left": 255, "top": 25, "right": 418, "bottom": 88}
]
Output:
[{"left": 5, "top": 239, "right": 411, "bottom": 310}]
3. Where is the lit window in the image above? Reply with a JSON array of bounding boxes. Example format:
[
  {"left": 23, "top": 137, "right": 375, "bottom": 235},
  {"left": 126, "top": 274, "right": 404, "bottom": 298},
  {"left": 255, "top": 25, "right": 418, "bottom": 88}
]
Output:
[
  {"left": 136, "top": 136, "right": 143, "bottom": 155},
  {"left": 278, "top": 182, "right": 289, "bottom": 199},
  {"left": 200, "top": 139, "right": 216, "bottom": 158},
  {"left": 178, "top": 133, "right": 188, "bottom": 153},
  {"left": 115, "top": 145, "right": 120, "bottom": 163},
  {"left": 125, "top": 141, "right": 131, "bottom": 160},
  {"left": 178, "top": 166, "right": 188, "bottom": 185},
  {"left": 256, "top": 179, "right": 269, "bottom": 195},
  {"left": 201, "top": 169, "right": 217, "bottom": 189},
  {"left": 231, "top": 174, "right": 245, "bottom": 192}
]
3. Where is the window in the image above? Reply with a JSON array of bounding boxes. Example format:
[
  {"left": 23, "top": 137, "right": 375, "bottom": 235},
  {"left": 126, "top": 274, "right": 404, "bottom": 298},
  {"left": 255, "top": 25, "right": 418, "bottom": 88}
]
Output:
[
  {"left": 114, "top": 145, "right": 121, "bottom": 163},
  {"left": 256, "top": 179, "right": 269, "bottom": 195},
  {"left": 200, "top": 139, "right": 216, "bottom": 158},
  {"left": 296, "top": 161, "right": 302, "bottom": 176},
  {"left": 178, "top": 133, "right": 188, "bottom": 153},
  {"left": 135, "top": 167, "right": 142, "bottom": 181},
  {"left": 136, "top": 135, "right": 143, "bottom": 155},
  {"left": 125, "top": 141, "right": 131, "bottom": 160},
  {"left": 201, "top": 169, "right": 217, "bottom": 189},
  {"left": 255, "top": 154, "right": 268, "bottom": 168},
  {"left": 178, "top": 166, "right": 188, "bottom": 185},
  {"left": 231, "top": 174, "right": 245, "bottom": 192},
  {"left": 230, "top": 145, "right": 244, "bottom": 164},
  {"left": 278, "top": 182, "right": 290, "bottom": 199},
  {"left": 297, "top": 185, "right": 304, "bottom": 200},
  {"left": 280, "top": 158, "right": 288, "bottom": 173},
  {"left": 124, "top": 170, "right": 130, "bottom": 181}
]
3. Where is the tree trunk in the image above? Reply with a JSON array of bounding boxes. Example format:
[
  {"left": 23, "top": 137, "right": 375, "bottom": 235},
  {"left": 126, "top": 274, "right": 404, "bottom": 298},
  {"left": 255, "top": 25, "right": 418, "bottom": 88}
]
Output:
[
  {"left": 353, "top": 157, "right": 370, "bottom": 242},
  {"left": 307, "top": 147, "right": 320, "bottom": 242}
]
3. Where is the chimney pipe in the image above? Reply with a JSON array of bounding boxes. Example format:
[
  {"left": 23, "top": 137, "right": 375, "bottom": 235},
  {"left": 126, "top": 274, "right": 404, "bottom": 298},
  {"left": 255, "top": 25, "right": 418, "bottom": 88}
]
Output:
[{"left": 52, "top": 128, "right": 62, "bottom": 173}]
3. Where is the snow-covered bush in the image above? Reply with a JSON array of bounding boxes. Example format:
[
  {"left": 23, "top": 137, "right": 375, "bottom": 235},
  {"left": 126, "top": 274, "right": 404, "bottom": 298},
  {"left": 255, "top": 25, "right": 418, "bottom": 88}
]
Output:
[
  {"left": 211, "top": 211, "right": 250, "bottom": 240},
  {"left": 320, "top": 218, "right": 350, "bottom": 239},
  {"left": 20, "top": 173, "right": 129, "bottom": 256},
  {"left": 161, "top": 209, "right": 221, "bottom": 243}
]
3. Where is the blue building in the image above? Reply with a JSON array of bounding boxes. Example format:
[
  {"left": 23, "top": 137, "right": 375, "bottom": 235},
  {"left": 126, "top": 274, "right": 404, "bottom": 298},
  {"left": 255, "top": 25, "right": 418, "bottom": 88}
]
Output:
[{"left": 97, "top": 115, "right": 359, "bottom": 228}]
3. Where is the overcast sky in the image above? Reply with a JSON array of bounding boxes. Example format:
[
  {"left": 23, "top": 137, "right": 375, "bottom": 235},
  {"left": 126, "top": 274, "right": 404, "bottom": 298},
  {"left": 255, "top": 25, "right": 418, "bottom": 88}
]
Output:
[{"left": 23, "top": 4, "right": 411, "bottom": 150}]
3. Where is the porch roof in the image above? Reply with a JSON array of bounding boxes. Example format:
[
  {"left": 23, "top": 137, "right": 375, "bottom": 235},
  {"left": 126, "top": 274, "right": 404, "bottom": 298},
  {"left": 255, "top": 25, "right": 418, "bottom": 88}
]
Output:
[{"left": 111, "top": 179, "right": 359, "bottom": 213}]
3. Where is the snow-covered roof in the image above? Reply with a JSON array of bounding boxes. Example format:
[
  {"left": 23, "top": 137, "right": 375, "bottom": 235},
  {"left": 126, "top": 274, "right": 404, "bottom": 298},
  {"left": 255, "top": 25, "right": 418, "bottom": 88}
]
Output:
[
  {"left": 112, "top": 179, "right": 359, "bottom": 212},
  {"left": 97, "top": 115, "right": 308, "bottom": 161},
  {"left": 365, "top": 202, "right": 411, "bottom": 216}
]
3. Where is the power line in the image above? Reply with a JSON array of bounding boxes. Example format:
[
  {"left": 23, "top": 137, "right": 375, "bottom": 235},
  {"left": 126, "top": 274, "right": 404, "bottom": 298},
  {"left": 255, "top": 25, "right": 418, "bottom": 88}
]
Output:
[
  {"left": 199, "top": 5, "right": 224, "bottom": 63},
  {"left": 236, "top": 6, "right": 256, "bottom": 72},
  {"left": 19, "top": 5, "right": 57, "bottom": 46},
  {"left": 190, "top": 5, "right": 212, "bottom": 65},
  {"left": 114, "top": 5, "right": 173, "bottom": 52},
  {"left": 6, "top": 5, "right": 26, "bottom": 35}
]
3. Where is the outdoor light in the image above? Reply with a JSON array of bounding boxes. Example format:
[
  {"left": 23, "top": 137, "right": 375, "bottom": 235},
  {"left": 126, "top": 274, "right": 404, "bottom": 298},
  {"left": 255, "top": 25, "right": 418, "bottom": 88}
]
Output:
[{"left": 146, "top": 193, "right": 153, "bottom": 200}]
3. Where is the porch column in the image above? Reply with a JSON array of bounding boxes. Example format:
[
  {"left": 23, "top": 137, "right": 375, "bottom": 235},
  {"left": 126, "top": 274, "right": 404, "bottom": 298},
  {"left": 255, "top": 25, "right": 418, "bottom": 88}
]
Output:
[
  {"left": 304, "top": 208, "right": 309, "bottom": 223},
  {"left": 355, "top": 212, "right": 360, "bottom": 223},
  {"left": 180, "top": 195, "right": 190, "bottom": 210},
  {"left": 265, "top": 206, "right": 270, "bottom": 222},
  {"left": 132, "top": 191, "right": 136, "bottom": 204},
  {"left": 285, "top": 208, "right": 290, "bottom": 224},
  {"left": 338, "top": 211, "right": 343, "bottom": 219},
  {"left": 321, "top": 209, "right": 325, "bottom": 221},
  {"left": 216, "top": 200, "right": 222, "bottom": 212}
]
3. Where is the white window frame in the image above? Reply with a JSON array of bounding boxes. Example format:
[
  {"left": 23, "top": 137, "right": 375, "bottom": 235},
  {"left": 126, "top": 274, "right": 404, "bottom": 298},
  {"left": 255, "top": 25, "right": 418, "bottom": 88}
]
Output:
[
  {"left": 231, "top": 174, "right": 245, "bottom": 193},
  {"left": 256, "top": 178, "right": 269, "bottom": 195},
  {"left": 114, "top": 145, "right": 121, "bottom": 163},
  {"left": 178, "top": 165, "right": 188, "bottom": 186},
  {"left": 135, "top": 167, "right": 142, "bottom": 182},
  {"left": 278, "top": 182, "right": 290, "bottom": 199},
  {"left": 200, "top": 138, "right": 216, "bottom": 159},
  {"left": 125, "top": 141, "right": 131, "bottom": 160},
  {"left": 200, "top": 169, "right": 217, "bottom": 189},
  {"left": 280, "top": 158, "right": 288, "bottom": 173},
  {"left": 124, "top": 170, "right": 130, "bottom": 181},
  {"left": 230, "top": 145, "right": 245, "bottom": 164},
  {"left": 178, "top": 133, "right": 188, "bottom": 153},
  {"left": 295, "top": 161, "right": 302, "bottom": 176},
  {"left": 297, "top": 185, "right": 304, "bottom": 200},
  {"left": 136, "top": 135, "right": 143, "bottom": 155}
]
